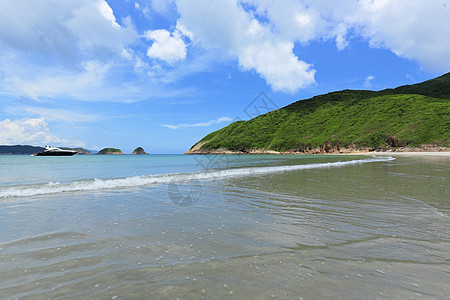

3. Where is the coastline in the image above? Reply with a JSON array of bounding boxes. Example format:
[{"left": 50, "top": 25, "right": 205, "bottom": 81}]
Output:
[
  {"left": 185, "top": 151, "right": 450, "bottom": 157},
  {"left": 360, "top": 151, "right": 450, "bottom": 157},
  {"left": 185, "top": 146, "right": 450, "bottom": 156}
]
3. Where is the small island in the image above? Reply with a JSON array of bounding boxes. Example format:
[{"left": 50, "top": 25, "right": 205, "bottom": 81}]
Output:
[
  {"left": 131, "top": 147, "right": 148, "bottom": 155},
  {"left": 97, "top": 148, "right": 124, "bottom": 155}
]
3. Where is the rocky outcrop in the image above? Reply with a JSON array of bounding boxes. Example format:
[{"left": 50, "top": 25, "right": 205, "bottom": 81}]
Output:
[
  {"left": 131, "top": 147, "right": 148, "bottom": 155},
  {"left": 97, "top": 148, "right": 124, "bottom": 155}
]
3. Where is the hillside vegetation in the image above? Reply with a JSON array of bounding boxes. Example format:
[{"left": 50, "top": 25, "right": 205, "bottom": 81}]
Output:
[
  {"left": 188, "top": 73, "right": 450, "bottom": 154},
  {"left": 131, "top": 147, "right": 148, "bottom": 155},
  {"left": 97, "top": 148, "right": 124, "bottom": 155}
]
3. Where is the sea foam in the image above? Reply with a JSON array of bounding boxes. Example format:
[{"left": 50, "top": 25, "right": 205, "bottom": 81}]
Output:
[{"left": 0, "top": 156, "right": 394, "bottom": 198}]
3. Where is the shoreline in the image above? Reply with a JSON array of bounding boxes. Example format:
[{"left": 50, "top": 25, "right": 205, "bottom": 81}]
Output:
[
  {"left": 359, "top": 151, "right": 450, "bottom": 157},
  {"left": 185, "top": 143, "right": 449, "bottom": 156},
  {"left": 185, "top": 149, "right": 450, "bottom": 157}
]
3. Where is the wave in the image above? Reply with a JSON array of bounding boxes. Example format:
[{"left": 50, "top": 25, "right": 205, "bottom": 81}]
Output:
[{"left": 0, "top": 156, "right": 394, "bottom": 198}]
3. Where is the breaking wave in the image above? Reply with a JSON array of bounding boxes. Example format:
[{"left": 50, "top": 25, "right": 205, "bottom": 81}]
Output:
[{"left": 0, "top": 156, "right": 394, "bottom": 198}]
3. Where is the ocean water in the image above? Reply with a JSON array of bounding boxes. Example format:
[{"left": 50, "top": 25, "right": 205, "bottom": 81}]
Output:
[{"left": 0, "top": 154, "right": 448, "bottom": 299}]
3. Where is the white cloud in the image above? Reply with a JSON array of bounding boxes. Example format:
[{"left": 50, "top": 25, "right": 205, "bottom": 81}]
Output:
[
  {"left": 0, "top": 0, "right": 150, "bottom": 102},
  {"left": 172, "top": 0, "right": 450, "bottom": 82},
  {"left": 244, "top": 0, "right": 450, "bottom": 73},
  {"left": 175, "top": 0, "right": 316, "bottom": 93},
  {"left": 0, "top": 0, "right": 137, "bottom": 59},
  {"left": 364, "top": 75, "right": 375, "bottom": 88},
  {"left": 7, "top": 106, "right": 103, "bottom": 123},
  {"left": 0, "top": 57, "right": 193, "bottom": 102},
  {"left": 144, "top": 29, "right": 187, "bottom": 65},
  {"left": 4, "top": 60, "right": 111, "bottom": 101},
  {"left": 344, "top": 0, "right": 450, "bottom": 73},
  {"left": 238, "top": 41, "right": 315, "bottom": 92},
  {"left": 161, "top": 116, "right": 232, "bottom": 129},
  {"left": 1, "top": 0, "right": 448, "bottom": 104},
  {"left": 0, "top": 118, "right": 66, "bottom": 146},
  {"left": 246, "top": 0, "right": 329, "bottom": 45}
]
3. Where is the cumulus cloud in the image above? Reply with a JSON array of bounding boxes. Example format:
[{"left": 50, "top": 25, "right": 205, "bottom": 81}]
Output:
[
  {"left": 175, "top": 0, "right": 316, "bottom": 93},
  {"left": 0, "top": 0, "right": 145, "bottom": 102},
  {"left": 245, "top": 0, "right": 450, "bottom": 73},
  {"left": 1, "top": 0, "right": 449, "bottom": 103},
  {"left": 0, "top": 0, "right": 137, "bottom": 60},
  {"left": 161, "top": 116, "right": 232, "bottom": 129},
  {"left": 144, "top": 29, "right": 187, "bottom": 65},
  {"left": 246, "top": 0, "right": 330, "bottom": 45},
  {"left": 0, "top": 118, "right": 66, "bottom": 145},
  {"left": 173, "top": 0, "right": 449, "bottom": 86},
  {"left": 344, "top": 0, "right": 450, "bottom": 72},
  {"left": 6, "top": 106, "right": 103, "bottom": 123}
]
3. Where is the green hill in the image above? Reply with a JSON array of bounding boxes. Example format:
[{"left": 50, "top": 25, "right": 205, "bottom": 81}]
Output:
[
  {"left": 97, "top": 148, "right": 124, "bottom": 155},
  {"left": 187, "top": 73, "right": 450, "bottom": 154},
  {"left": 131, "top": 147, "right": 148, "bottom": 155}
]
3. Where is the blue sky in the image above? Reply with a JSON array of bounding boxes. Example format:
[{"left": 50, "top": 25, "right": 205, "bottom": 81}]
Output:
[{"left": 0, "top": 0, "right": 449, "bottom": 153}]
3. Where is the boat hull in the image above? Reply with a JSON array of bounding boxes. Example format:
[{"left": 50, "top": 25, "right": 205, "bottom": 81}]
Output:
[{"left": 33, "top": 151, "right": 77, "bottom": 156}]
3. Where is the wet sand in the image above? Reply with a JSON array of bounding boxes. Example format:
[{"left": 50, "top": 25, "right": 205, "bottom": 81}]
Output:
[{"left": 364, "top": 151, "right": 450, "bottom": 157}]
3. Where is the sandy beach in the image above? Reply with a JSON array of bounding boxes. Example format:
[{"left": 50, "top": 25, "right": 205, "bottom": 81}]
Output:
[{"left": 363, "top": 151, "right": 450, "bottom": 157}]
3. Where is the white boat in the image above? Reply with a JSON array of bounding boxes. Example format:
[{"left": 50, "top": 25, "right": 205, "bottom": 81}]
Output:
[{"left": 32, "top": 146, "right": 77, "bottom": 156}]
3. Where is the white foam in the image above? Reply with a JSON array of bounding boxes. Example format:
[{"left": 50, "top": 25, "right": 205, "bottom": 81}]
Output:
[{"left": 0, "top": 156, "right": 394, "bottom": 198}]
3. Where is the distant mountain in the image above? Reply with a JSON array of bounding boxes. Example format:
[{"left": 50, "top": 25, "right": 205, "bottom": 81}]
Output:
[
  {"left": 186, "top": 73, "right": 450, "bottom": 154},
  {"left": 0, "top": 145, "right": 45, "bottom": 155},
  {"left": 0, "top": 145, "right": 92, "bottom": 155}
]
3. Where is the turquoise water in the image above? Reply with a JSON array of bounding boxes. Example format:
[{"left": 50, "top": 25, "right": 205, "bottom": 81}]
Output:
[{"left": 0, "top": 154, "right": 448, "bottom": 299}]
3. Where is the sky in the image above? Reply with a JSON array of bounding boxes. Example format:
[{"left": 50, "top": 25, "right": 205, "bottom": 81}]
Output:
[{"left": 0, "top": 0, "right": 449, "bottom": 153}]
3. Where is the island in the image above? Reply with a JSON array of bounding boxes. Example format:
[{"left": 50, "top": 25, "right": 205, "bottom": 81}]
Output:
[
  {"left": 186, "top": 72, "right": 450, "bottom": 155},
  {"left": 131, "top": 147, "right": 148, "bottom": 155},
  {"left": 97, "top": 148, "right": 124, "bottom": 155}
]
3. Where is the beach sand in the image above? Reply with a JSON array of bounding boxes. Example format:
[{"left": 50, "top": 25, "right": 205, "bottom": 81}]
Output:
[{"left": 363, "top": 151, "right": 450, "bottom": 157}]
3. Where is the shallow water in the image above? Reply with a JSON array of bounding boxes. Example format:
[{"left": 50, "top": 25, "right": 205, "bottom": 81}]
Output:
[{"left": 0, "top": 154, "right": 448, "bottom": 299}]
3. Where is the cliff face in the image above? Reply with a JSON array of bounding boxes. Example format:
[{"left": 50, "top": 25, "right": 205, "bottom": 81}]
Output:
[
  {"left": 97, "top": 148, "right": 124, "bottom": 155},
  {"left": 131, "top": 147, "right": 148, "bottom": 155},
  {"left": 186, "top": 73, "right": 450, "bottom": 155}
]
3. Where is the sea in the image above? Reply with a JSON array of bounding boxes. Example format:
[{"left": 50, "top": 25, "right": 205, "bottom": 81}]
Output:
[{"left": 0, "top": 154, "right": 448, "bottom": 299}]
